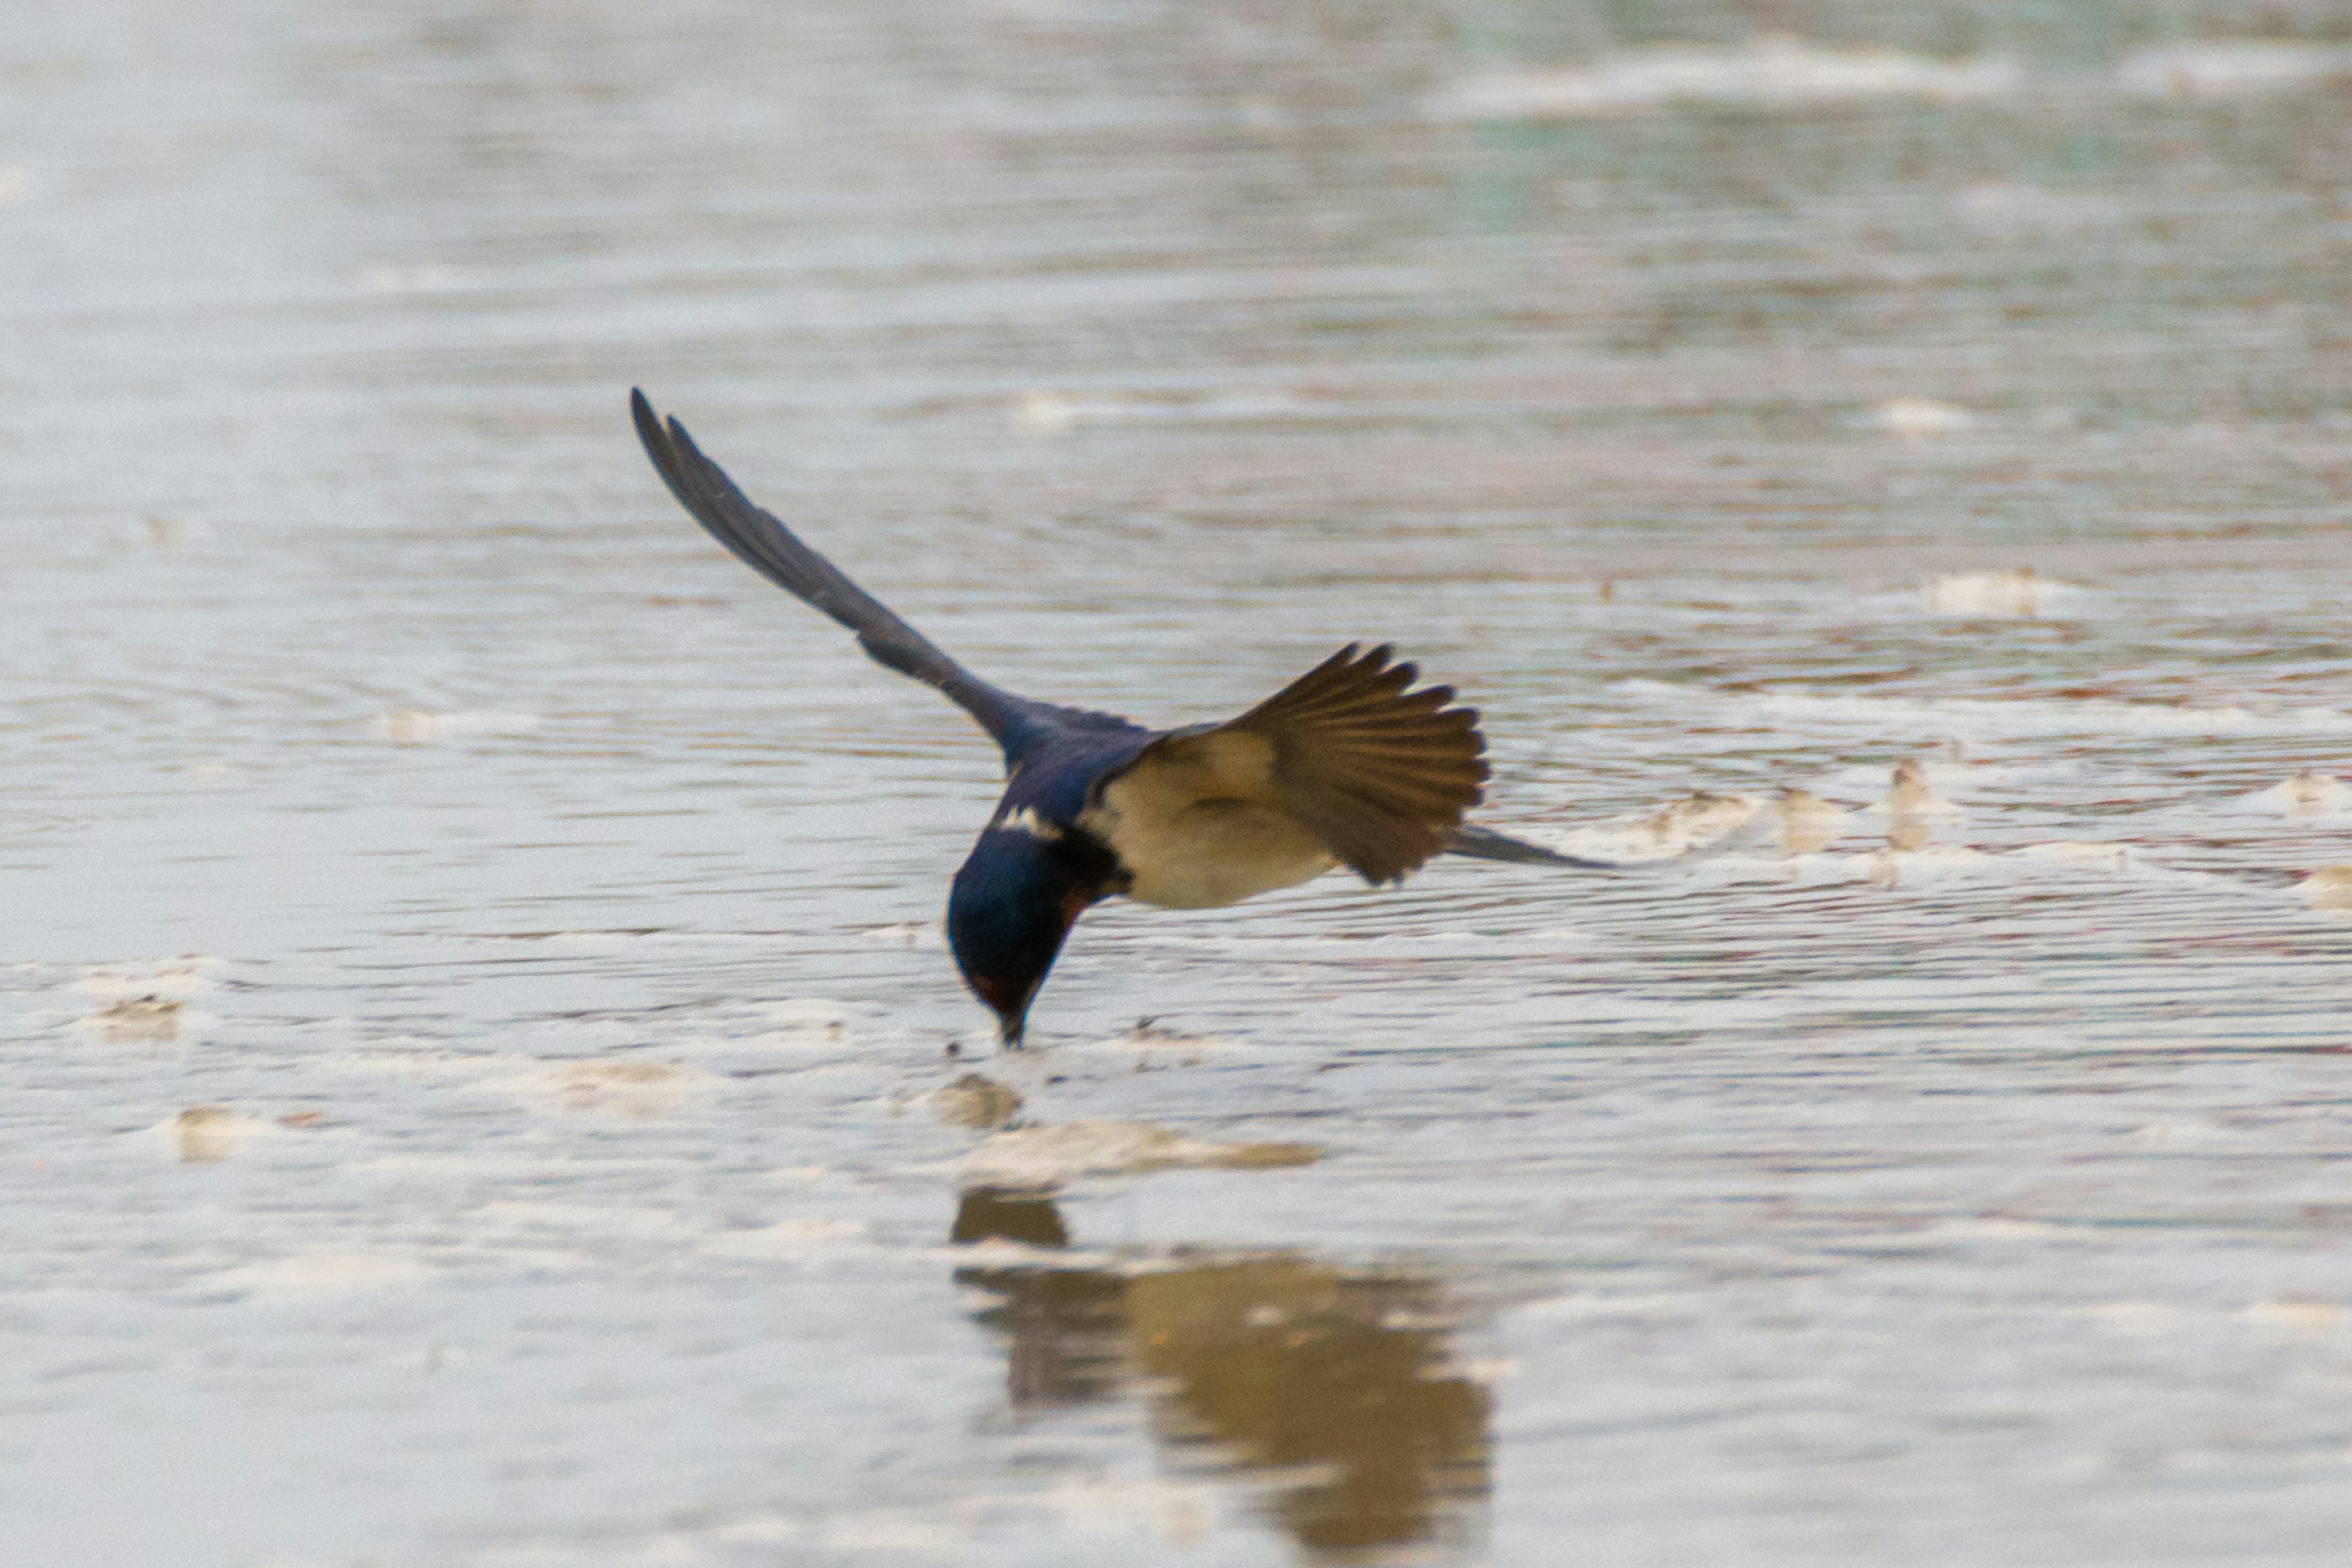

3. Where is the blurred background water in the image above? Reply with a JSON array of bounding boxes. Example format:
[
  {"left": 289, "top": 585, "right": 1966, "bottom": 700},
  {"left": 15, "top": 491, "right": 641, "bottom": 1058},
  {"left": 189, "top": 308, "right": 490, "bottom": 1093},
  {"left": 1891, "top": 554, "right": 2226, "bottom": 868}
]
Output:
[{"left": 4, "top": 2, "right": 2352, "bottom": 1563}]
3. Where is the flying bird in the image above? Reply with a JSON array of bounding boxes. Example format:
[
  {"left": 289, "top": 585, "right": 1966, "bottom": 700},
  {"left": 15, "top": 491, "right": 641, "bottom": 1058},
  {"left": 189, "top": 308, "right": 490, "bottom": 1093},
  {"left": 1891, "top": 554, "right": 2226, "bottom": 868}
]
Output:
[{"left": 631, "top": 390, "right": 1585, "bottom": 1045}]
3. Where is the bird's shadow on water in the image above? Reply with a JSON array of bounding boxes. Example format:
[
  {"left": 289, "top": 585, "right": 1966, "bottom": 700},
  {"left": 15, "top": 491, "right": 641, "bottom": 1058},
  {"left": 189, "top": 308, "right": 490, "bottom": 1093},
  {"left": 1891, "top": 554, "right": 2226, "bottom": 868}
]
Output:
[{"left": 949, "top": 1188, "right": 1493, "bottom": 1559}]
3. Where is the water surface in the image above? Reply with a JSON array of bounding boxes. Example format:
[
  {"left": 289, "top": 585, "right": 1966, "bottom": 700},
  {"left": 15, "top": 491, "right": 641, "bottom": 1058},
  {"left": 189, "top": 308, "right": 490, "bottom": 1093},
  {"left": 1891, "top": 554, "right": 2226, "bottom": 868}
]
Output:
[{"left": 4, "top": 2, "right": 2351, "bottom": 1563}]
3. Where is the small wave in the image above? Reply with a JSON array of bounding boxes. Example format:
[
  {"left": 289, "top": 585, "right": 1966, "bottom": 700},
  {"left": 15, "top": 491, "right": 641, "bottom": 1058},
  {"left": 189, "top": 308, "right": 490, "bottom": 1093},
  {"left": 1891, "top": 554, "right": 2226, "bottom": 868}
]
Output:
[
  {"left": 371, "top": 709, "right": 543, "bottom": 744},
  {"left": 139, "top": 1107, "right": 284, "bottom": 1164},
  {"left": 1921, "top": 569, "right": 2084, "bottom": 619},
  {"left": 75, "top": 995, "right": 197, "bottom": 1042},
  {"left": 1012, "top": 386, "right": 1314, "bottom": 432},
  {"left": 750, "top": 998, "right": 850, "bottom": 1028},
  {"left": 1951, "top": 184, "right": 2132, "bottom": 234},
  {"left": 1697, "top": 839, "right": 2149, "bottom": 891},
  {"left": 201, "top": 1251, "right": 431, "bottom": 1304},
  {"left": 2116, "top": 40, "right": 2352, "bottom": 100},
  {"left": 859, "top": 922, "right": 938, "bottom": 947},
  {"left": 67, "top": 959, "right": 225, "bottom": 1043},
  {"left": 0, "top": 811, "right": 85, "bottom": 838},
  {"left": 1869, "top": 398, "right": 1977, "bottom": 439},
  {"left": 958, "top": 1120, "right": 1316, "bottom": 1189},
  {"left": 1864, "top": 759, "right": 1961, "bottom": 818},
  {"left": 2304, "top": 866, "right": 2352, "bottom": 911},
  {"left": 355, "top": 260, "right": 469, "bottom": 294},
  {"left": 1119, "top": 927, "right": 1594, "bottom": 960},
  {"left": 1428, "top": 38, "right": 2019, "bottom": 121},
  {"left": 932, "top": 1072, "right": 1023, "bottom": 1129},
  {"left": 2012, "top": 841, "right": 2134, "bottom": 873},
  {"left": 77, "top": 956, "right": 221, "bottom": 1001},
  {"left": 1521, "top": 788, "right": 1859, "bottom": 865},
  {"left": 704, "top": 1218, "right": 873, "bottom": 1262},
  {"left": 486, "top": 1058, "right": 720, "bottom": 1118},
  {"left": 1525, "top": 791, "right": 1781, "bottom": 864},
  {"left": 2239, "top": 774, "right": 2352, "bottom": 819},
  {"left": 1618, "top": 680, "right": 2352, "bottom": 740},
  {"left": 1693, "top": 843, "right": 2002, "bottom": 890},
  {"left": 669, "top": 998, "right": 853, "bottom": 1056}
]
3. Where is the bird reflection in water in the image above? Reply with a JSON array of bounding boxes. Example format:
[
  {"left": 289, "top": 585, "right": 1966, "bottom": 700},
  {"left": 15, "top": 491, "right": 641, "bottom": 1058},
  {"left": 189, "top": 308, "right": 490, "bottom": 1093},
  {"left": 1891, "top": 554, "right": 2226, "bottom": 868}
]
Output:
[{"left": 952, "top": 1189, "right": 1491, "bottom": 1555}]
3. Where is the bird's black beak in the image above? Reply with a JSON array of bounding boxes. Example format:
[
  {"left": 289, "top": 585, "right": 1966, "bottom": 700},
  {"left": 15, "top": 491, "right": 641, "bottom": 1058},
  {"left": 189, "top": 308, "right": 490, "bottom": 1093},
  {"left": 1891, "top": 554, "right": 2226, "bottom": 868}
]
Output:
[{"left": 960, "top": 973, "right": 1037, "bottom": 1049}]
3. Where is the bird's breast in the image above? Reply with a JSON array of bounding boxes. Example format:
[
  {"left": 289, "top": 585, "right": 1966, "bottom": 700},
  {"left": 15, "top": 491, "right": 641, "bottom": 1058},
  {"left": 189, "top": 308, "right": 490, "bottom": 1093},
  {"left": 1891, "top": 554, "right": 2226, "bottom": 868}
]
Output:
[{"left": 1079, "top": 790, "right": 1336, "bottom": 911}]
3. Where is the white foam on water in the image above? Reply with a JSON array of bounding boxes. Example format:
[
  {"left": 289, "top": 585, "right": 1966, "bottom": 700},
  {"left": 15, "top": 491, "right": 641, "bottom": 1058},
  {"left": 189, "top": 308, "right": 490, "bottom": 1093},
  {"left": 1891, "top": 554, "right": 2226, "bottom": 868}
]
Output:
[
  {"left": 670, "top": 998, "right": 857, "bottom": 1058},
  {"left": 1687, "top": 850, "right": 1855, "bottom": 888},
  {"left": 2013, "top": 840, "right": 2134, "bottom": 873},
  {"left": 203, "top": 1251, "right": 432, "bottom": 1304},
  {"left": 1856, "top": 844, "right": 2002, "bottom": 888},
  {"left": 820, "top": 1512, "right": 970, "bottom": 1555},
  {"left": 2081, "top": 1299, "right": 2352, "bottom": 1340},
  {"left": 1110, "top": 924, "right": 1595, "bottom": 968},
  {"left": 71, "top": 997, "right": 211, "bottom": 1044},
  {"left": 1692, "top": 843, "right": 2005, "bottom": 890},
  {"left": 369, "top": 709, "right": 543, "bottom": 743},
  {"left": 76, "top": 957, "right": 221, "bottom": 1001},
  {"left": 59, "top": 960, "right": 222, "bottom": 1041},
  {"left": 750, "top": 997, "right": 851, "bottom": 1028},
  {"left": 469, "top": 1201, "right": 698, "bottom": 1238},
  {"left": 2116, "top": 41, "right": 2352, "bottom": 99},
  {"left": 1016, "top": 1474, "right": 1224, "bottom": 1545},
  {"left": 486, "top": 1058, "right": 722, "bottom": 1118},
  {"left": 2302, "top": 866, "right": 2352, "bottom": 911},
  {"left": 1013, "top": 387, "right": 1311, "bottom": 432},
  {"left": 1921, "top": 569, "right": 2085, "bottom": 618},
  {"left": 460, "top": 928, "right": 799, "bottom": 952},
  {"left": 2240, "top": 1300, "right": 2351, "bottom": 1338},
  {"left": 1951, "top": 183, "right": 2132, "bottom": 234},
  {"left": 140, "top": 513, "right": 216, "bottom": 548},
  {"left": 347, "top": 1152, "right": 586, "bottom": 1177},
  {"left": 1924, "top": 1215, "right": 2071, "bottom": 1243},
  {"left": 1865, "top": 759, "right": 1961, "bottom": 818},
  {"left": 1535, "top": 791, "right": 1773, "bottom": 864},
  {"left": 957, "top": 1120, "right": 1316, "bottom": 1188},
  {"left": 708, "top": 1471, "right": 1224, "bottom": 1551},
  {"left": 431, "top": 1202, "right": 709, "bottom": 1276},
  {"left": 2084, "top": 1301, "right": 2203, "bottom": 1335},
  {"left": 931, "top": 1072, "right": 1024, "bottom": 1129},
  {"left": 1063, "top": 1020, "right": 1248, "bottom": 1068},
  {"left": 1695, "top": 839, "right": 2149, "bottom": 891},
  {"left": 326, "top": 1044, "right": 726, "bottom": 1115},
  {"left": 703, "top": 1218, "right": 872, "bottom": 1262},
  {"left": 757, "top": 1164, "right": 834, "bottom": 1185},
  {"left": 1619, "top": 679, "right": 2352, "bottom": 740},
  {"left": 138, "top": 1107, "right": 281, "bottom": 1164},
  {"left": 2241, "top": 774, "right": 2352, "bottom": 818},
  {"left": 1428, "top": 38, "right": 2021, "bottom": 121},
  {"left": 1815, "top": 748, "right": 2019, "bottom": 796},
  {"left": 1869, "top": 398, "right": 1977, "bottom": 439},
  {"left": 325, "top": 1046, "right": 507, "bottom": 1085},
  {"left": 1517, "top": 1291, "right": 1709, "bottom": 1324},
  {"left": 1765, "top": 790, "right": 1856, "bottom": 853}
]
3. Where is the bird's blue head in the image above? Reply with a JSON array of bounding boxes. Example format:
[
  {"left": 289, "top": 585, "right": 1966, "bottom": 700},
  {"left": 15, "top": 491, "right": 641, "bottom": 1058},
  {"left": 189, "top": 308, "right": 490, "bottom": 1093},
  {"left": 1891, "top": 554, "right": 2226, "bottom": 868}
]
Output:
[{"left": 946, "top": 817, "right": 1123, "bottom": 1046}]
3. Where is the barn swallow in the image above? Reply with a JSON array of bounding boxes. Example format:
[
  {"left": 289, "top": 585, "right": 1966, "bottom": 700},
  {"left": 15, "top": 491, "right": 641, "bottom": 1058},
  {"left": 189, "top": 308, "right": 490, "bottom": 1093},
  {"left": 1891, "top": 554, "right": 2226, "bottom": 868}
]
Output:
[{"left": 631, "top": 390, "right": 1585, "bottom": 1044}]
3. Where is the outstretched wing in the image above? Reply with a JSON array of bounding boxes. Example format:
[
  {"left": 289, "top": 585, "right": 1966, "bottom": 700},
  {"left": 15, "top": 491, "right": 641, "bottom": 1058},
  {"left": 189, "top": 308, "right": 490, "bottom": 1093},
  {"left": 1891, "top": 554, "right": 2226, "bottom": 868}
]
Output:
[
  {"left": 1098, "top": 644, "right": 1488, "bottom": 891},
  {"left": 631, "top": 390, "right": 1136, "bottom": 763}
]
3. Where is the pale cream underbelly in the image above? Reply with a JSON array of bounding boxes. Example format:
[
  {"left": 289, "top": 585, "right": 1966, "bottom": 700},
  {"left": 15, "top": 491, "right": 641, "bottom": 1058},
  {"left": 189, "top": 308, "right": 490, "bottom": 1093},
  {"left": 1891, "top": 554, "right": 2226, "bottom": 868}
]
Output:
[{"left": 1080, "top": 796, "right": 1336, "bottom": 910}]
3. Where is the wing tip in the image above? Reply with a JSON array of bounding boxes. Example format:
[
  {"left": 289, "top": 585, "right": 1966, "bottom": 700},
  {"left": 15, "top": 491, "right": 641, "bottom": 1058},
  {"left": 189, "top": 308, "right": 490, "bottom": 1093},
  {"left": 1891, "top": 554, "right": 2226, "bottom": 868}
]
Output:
[{"left": 630, "top": 386, "right": 666, "bottom": 458}]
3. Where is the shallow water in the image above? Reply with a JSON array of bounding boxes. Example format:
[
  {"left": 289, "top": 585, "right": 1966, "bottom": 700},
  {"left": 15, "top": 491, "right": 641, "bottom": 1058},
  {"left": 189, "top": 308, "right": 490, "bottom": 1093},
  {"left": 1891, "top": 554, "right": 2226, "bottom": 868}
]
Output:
[{"left": 6, "top": 1, "right": 2352, "bottom": 1563}]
